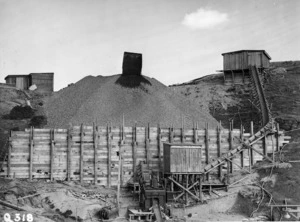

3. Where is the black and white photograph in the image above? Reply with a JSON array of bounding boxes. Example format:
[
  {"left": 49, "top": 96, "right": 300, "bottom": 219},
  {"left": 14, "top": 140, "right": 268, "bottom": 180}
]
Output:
[{"left": 0, "top": 0, "right": 299, "bottom": 221}]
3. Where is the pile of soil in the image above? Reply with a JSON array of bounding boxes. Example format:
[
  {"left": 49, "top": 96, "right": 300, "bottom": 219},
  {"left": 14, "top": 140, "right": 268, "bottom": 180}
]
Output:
[
  {"left": 44, "top": 75, "right": 218, "bottom": 128},
  {"left": 258, "top": 142, "right": 300, "bottom": 204}
]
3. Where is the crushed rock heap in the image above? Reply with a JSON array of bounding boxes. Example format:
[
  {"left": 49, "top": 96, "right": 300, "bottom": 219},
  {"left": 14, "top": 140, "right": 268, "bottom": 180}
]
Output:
[{"left": 45, "top": 74, "right": 219, "bottom": 128}]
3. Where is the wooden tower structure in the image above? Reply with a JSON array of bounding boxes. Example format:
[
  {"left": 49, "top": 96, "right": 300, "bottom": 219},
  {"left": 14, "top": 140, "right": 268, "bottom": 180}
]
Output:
[{"left": 221, "top": 50, "right": 271, "bottom": 85}]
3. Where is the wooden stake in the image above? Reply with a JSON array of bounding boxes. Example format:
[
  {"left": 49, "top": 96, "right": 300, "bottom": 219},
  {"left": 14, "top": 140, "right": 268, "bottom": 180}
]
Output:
[
  {"left": 205, "top": 123, "right": 209, "bottom": 181},
  {"left": 240, "top": 124, "right": 244, "bottom": 168},
  {"left": 50, "top": 129, "right": 55, "bottom": 181},
  {"left": 229, "top": 121, "right": 233, "bottom": 173},
  {"left": 132, "top": 123, "right": 137, "bottom": 182},
  {"left": 186, "top": 174, "right": 188, "bottom": 204},
  {"left": 193, "top": 122, "right": 198, "bottom": 144},
  {"left": 93, "top": 123, "right": 98, "bottom": 185},
  {"left": 7, "top": 133, "right": 12, "bottom": 178},
  {"left": 29, "top": 127, "right": 34, "bottom": 180},
  {"left": 263, "top": 128, "right": 267, "bottom": 156},
  {"left": 120, "top": 121, "right": 125, "bottom": 185},
  {"left": 250, "top": 121, "right": 254, "bottom": 166},
  {"left": 226, "top": 159, "right": 230, "bottom": 185},
  {"left": 67, "top": 127, "right": 72, "bottom": 181},
  {"left": 158, "top": 124, "right": 162, "bottom": 173},
  {"left": 146, "top": 123, "right": 150, "bottom": 167},
  {"left": 276, "top": 123, "right": 280, "bottom": 152},
  {"left": 199, "top": 175, "right": 203, "bottom": 202},
  {"left": 169, "top": 126, "right": 174, "bottom": 143},
  {"left": 181, "top": 116, "right": 185, "bottom": 143},
  {"left": 271, "top": 133, "right": 275, "bottom": 163},
  {"left": 80, "top": 124, "right": 84, "bottom": 184},
  {"left": 117, "top": 147, "right": 122, "bottom": 216},
  {"left": 107, "top": 124, "right": 112, "bottom": 187},
  {"left": 217, "top": 123, "right": 222, "bottom": 178}
]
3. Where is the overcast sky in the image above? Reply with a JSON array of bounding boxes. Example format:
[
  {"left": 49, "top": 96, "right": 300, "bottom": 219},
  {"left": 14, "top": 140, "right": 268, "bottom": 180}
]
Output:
[{"left": 0, "top": 0, "right": 299, "bottom": 91}]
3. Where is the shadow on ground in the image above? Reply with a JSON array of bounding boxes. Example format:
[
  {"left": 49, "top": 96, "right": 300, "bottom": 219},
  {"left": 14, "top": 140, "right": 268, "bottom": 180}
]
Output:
[{"left": 115, "top": 75, "right": 152, "bottom": 91}]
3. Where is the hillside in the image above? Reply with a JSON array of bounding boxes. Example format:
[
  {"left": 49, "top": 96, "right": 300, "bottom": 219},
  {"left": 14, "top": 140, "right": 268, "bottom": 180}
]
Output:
[
  {"left": 44, "top": 74, "right": 219, "bottom": 128},
  {"left": 170, "top": 61, "right": 300, "bottom": 139},
  {"left": 265, "top": 61, "right": 300, "bottom": 141}
]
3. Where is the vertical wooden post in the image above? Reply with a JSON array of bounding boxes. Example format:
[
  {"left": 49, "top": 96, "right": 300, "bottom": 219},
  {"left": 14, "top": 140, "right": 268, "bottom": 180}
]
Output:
[
  {"left": 193, "top": 122, "right": 198, "bottom": 144},
  {"left": 181, "top": 116, "right": 185, "bottom": 143},
  {"left": 107, "top": 124, "right": 112, "bottom": 187},
  {"left": 229, "top": 121, "right": 233, "bottom": 173},
  {"left": 67, "top": 127, "right": 72, "bottom": 181},
  {"left": 240, "top": 124, "right": 244, "bottom": 168},
  {"left": 226, "top": 159, "right": 230, "bottom": 185},
  {"left": 117, "top": 147, "right": 122, "bottom": 216},
  {"left": 120, "top": 118, "right": 125, "bottom": 186},
  {"left": 242, "top": 69, "right": 245, "bottom": 84},
  {"left": 205, "top": 123, "right": 209, "bottom": 181},
  {"left": 146, "top": 123, "right": 150, "bottom": 167},
  {"left": 50, "top": 129, "right": 55, "bottom": 181},
  {"left": 169, "top": 126, "right": 174, "bottom": 144},
  {"left": 271, "top": 128, "right": 275, "bottom": 163},
  {"left": 171, "top": 175, "right": 174, "bottom": 191},
  {"left": 121, "top": 114, "right": 125, "bottom": 145},
  {"left": 158, "top": 124, "right": 162, "bottom": 173},
  {"left": 185, "top": 174, "right": 188, "bottom": 205},
  {"left": 276, "top": 123, "right": 280, "bottom": 152},
  {"left": 217, "top": 123, "right": 222, "bottom": 179},
  {"left": 7, "top": 132, "right": 12, "bottom": 178},
  {"left": 250, "top": 121, "right": 254, "bottom": 166},
  {"left": 80, "top": 124, "right": 84, "bottom": 184},
  {"left": 93, "top": 123, "right": 98, "bottom": 185},
  {"left": 199, "top": 175, "right": 203, "bottom": 202},
  {"left": 29, "top": 127, "right": 34, "bottom": 180},
  {"left": 132, "top": 123, "right": 137, "bottom": 182},
  {"left": 263, "top": 128, "right": 267, "bottom": 156}
]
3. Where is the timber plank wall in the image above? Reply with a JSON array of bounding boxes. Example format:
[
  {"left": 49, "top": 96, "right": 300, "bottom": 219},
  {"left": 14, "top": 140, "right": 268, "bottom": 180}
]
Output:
[{"left": 0, "top": 123, "right": 290, "bottom": 187}]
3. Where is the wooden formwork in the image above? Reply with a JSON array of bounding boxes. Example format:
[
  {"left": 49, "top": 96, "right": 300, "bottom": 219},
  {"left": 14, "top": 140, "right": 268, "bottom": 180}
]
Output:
[{"left": 0, "top": 122, "right": 290, "bottom": 187}]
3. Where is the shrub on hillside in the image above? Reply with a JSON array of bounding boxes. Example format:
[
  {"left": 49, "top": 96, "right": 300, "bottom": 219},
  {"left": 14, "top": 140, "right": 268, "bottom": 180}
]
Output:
[
  {"left": 30, "top": 115, "right": 47, "bottom": 128},
  {"left": 9, "top": 105, "right": 35, "bottom": 119}
]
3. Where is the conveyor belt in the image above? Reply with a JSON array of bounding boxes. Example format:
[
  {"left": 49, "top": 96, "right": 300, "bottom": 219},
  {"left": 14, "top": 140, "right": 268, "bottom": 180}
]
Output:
[
  {"left": 202, "top": 65, "right": 274, "bottom": 174},
  {"left": 249, "top": 66, "right": 272, "bottom": 126}
]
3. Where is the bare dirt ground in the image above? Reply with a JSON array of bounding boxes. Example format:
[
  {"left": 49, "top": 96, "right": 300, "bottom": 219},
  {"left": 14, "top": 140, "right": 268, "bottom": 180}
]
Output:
[{"left": 0, "top": 178, "right": 118, "bottom": 221}]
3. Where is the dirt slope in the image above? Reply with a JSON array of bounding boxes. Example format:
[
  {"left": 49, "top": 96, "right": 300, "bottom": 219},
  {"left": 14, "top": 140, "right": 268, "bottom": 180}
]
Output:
[
  {"left": 44, "top": 74, "right": 219, "bottom": 128},
  {"left": 170, "top": 73, "right": 257, "bottom": 131},
  {"left": 265, "top": 61, "right": 300, "bottom": 141},
  {"left": 170, "top": 61, "right": 300, "bottom": 137}
]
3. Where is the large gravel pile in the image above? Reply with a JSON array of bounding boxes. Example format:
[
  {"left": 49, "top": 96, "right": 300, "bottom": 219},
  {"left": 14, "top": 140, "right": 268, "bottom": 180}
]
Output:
[{"left": 44, "top": 74, "right": 218, "bottom": 128}]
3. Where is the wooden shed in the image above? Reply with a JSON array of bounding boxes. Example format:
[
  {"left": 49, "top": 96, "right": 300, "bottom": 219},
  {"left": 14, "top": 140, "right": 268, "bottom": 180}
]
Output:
[
  {"left": 5, "top": 75, "right": 30, "bottom": 90},
  {"left": 4, "top": 73, "right": 54, "bottom": 92},
  {"left": 122, "top": 52, "right": 142, "bottom": 76},
  {"left": 221, "top": 50, "right": 271, "bottom": 85},
  {"left": 29, "top": 73, "right": 54, "bottom": 92},
  {"left": 163, "top": 143, "right": 202, "bottom": 174}
]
